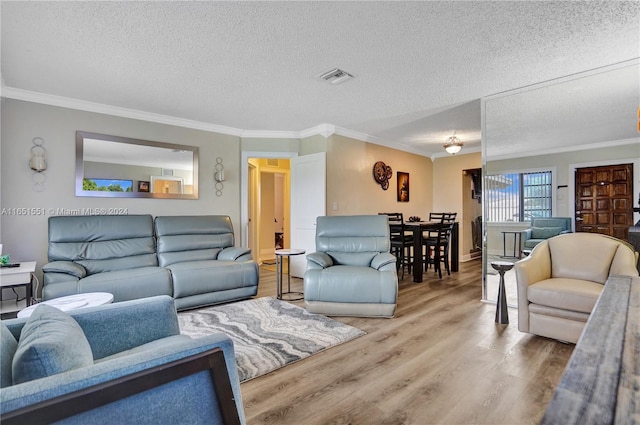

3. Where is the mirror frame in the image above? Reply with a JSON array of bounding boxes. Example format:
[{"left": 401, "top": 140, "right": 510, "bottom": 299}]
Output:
[{"left": 75, "top": 131, "right": 199, "bottom": 199}]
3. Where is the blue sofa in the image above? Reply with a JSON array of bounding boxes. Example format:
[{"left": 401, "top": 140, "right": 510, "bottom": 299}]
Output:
[
  {"left": 42, "top": 215, "right": 259, "bottom": 311},
  {"left": 0, "top": 296, "right": 245, "bottom": 424}
]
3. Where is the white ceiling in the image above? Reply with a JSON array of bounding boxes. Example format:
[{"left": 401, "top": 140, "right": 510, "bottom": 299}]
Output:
[{"left": 1, "top": 1, "right": 639, "bottom": 158}]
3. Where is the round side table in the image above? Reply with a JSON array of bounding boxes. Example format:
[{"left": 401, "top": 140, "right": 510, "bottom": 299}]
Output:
[
  {"left": 18, "top": 292, "right": 114, "bottom": 318},
  {"left": 490, "top": 261, "right": 514, "bottom": 324},
  {"left": 275, "top": 249, "right": 305, "bottom": 301}
]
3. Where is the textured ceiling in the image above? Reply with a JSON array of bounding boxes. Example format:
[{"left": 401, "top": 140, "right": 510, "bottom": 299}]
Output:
[{"left": 1, "top": 1, "right": 639, "bottom": 158}]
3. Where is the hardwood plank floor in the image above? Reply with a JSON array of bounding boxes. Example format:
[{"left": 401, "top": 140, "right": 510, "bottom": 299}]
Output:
[{"left": 241, "top": 259, "right": 573, "bottom": 425}]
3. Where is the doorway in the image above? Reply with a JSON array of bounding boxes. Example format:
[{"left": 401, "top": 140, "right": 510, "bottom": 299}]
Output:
[
  {"left": 574, "top": 163, "right": 634, "bottom": 240},
  {"left": 250, "top": 158, "right": 291, "bottom": 265}
]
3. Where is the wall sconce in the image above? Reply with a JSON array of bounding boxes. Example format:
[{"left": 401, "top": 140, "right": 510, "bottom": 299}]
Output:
[
  {"left": 29, "top": 137, "right": 47, "bottom": 191},
  {"left": 214, "top": 157, "right": 225, "bottom": 197}
]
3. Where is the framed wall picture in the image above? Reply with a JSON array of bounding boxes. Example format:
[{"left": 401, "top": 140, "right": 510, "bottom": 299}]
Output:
[
  {"left": 138, "top": 180, "right": 150, "bottom": 193},
  {"left": 397, "top": 172, "right": 409, "bottom": 202}
]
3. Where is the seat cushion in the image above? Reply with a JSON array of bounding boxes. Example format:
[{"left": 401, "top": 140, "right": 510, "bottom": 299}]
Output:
[
  {"left": 304, "top": 266, "right": 397, "bottom": 304},
  {"left": 12, "top": 304, "right": 93, "bottom": 385},
  {"left": 169, "top": 260, "right": 259, "bottom": 298},
  {"left": 524, "top": 239, "right": 545, "bottom": 249},
  {"left": 528, "top": 278, "right": 603, "bottom": 313},
  {"left": 530, "top": 227, "right": 563, "bottom": 239},
  {"left": 1, "top": 324, "right": 18, "bottom": 388},
  {"left": 78, "top": 266, "right": 173, "bottom": 302}
]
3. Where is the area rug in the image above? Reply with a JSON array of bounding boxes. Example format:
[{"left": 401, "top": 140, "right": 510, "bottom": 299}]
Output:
[{"left": 178, "top": 297, "right": 365, "bottom": 382}]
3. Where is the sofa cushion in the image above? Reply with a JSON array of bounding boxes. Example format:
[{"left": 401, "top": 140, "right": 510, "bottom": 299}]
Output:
[
  {"left": 531, "top": 226, "right": 563, "bottom": 239},
  {"left": 1, "top": 323, "right": 18, "bottom": 388},
  {"left": 304, "top": 265, "right": 397, "bottom": 304},
  {"left": 524, "top": 239, "right": 545, "bottom": 249},
  {"left": 47, "top": 215, "right": 158, "bottom": 274},
  {"left": 169, "top": 260, "right": 259, "bottom": 298},
  {"left": 12, "top": 304, "right": 93, "bottom": 385},
  {"left": 155, "top": 215, "right": 236, "bottom": 267},
  {"left": 528, "top": 278, "right": 603, "bottom": 313},
  {"left": 78, "top": 266, "right": 173, "bottom": 302}
]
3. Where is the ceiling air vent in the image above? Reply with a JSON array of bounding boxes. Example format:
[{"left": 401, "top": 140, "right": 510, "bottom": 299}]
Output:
[{"left": 316, "top": 68, "right": 354, "bottom": 85}]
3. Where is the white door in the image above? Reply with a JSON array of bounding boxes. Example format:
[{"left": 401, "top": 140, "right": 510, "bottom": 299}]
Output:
[
  {"left": 290, "top": 152, "right": 326, "bottom": 278},
  {"left": 247, "top": 163, "right": 258, "bottom": 263}
]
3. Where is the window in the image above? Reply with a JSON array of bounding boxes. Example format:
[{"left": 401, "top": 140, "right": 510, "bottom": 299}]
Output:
[{"left": 485, "top": 170, "right": 553, "bottom": 222}]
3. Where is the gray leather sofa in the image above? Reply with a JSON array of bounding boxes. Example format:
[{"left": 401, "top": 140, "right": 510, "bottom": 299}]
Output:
[
  {"left": 42, "top": 215, "right": 258, "bottom": 311},
  {"left": 304, "top": 215, "right": 398, "bottom": 318}
]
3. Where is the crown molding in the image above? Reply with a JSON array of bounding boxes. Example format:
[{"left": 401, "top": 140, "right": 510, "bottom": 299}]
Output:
[
  {"left": 332, "top": 126, "right": 378, "bottom": 143},
  {"left": 240, "top": 123, "right": 339, "bottom": 140},
  {"left": 1, "top": 86, "right": 390, "bottom": 144},
  {"left": 487, "top": 137, "right": 640, "bottom": 162},
  {"left": 1, "top": 86, "right": 245, "bottom": 136},
  {"left": 239, "top": 129, "right": 304, "bottom": 139}
]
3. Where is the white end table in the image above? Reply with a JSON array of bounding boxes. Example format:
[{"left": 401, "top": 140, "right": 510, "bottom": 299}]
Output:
[
  {"left": 18, "top": 292, "right": 114, "bottom": 318},
  {"left": 1, "top": 261, "right": 36, "bottom": 307},
  {"left": 275, "top": 249, "right": 305, "bottom": 301}
]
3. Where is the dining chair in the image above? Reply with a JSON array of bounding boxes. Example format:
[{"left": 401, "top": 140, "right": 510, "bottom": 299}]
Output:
[
  {"left": 379, "top": 213, "right": 413, "bottom": 279},
  {"left": 423, "top": 213, "right": 457, "bottom": 278}
]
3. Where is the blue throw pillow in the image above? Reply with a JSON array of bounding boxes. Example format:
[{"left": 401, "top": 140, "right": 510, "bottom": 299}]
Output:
[
  {"left": 1, "top": 323, "right": 18, "bottom": 388},
  {"left": 12, "top": 304, "right": 93, "bottom": 385}
]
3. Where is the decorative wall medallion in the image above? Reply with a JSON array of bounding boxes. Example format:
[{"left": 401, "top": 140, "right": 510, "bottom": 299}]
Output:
[{"left": 372, "top": 161, "right": 392, "bottom": 190}]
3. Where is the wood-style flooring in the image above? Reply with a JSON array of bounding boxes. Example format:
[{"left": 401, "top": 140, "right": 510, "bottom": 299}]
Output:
[{"left": 241, "top": 259, "right": 574, "bottom": 425}]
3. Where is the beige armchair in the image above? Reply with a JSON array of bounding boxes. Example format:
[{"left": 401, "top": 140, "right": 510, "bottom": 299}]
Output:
[{"left": 515, "top": 233, "right": 639, "bottom": 343}]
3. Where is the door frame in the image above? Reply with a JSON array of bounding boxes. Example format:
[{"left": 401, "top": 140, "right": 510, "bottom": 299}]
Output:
[
  {"left": 241, "top": 151, "right": 298, "bottom": 248},
  {"left": 569, "top": 157, "right": 640, "bottom": 232}
]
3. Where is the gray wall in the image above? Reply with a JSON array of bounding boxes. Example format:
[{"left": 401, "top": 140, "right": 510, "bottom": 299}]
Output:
[{"left": 1, "top": 99, "right": 243, "bottom": 278}]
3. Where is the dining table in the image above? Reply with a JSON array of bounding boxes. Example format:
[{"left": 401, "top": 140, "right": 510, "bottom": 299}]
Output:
[{"left": 404, "top": 221, "right": 459, "bottom": 282}]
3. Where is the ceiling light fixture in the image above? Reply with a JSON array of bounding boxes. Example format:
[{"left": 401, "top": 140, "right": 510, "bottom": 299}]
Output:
[{"left": 444, "top": 136, "right": 463, "bottom": 155}]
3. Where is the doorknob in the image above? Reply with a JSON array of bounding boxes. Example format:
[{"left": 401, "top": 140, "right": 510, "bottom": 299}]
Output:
[{"left": 576, "top": 217, "right": 584, "bottom": 221}]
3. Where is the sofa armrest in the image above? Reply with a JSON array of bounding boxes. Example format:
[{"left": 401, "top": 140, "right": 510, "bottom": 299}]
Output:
[
  {"left": 520, "top": 229, "right": 533, "bottom": 248},
  {"left": 306, "top": 252, "right": 333, "bottom": 269},
  {"left": 515, "top": 241, "right": 551, "bottom": 288},
  {"left": 514, "top": 241, "right": 552, "bottom": 333},
  {"left": 371, "top": 253, "right": 396, "bottom": 270},
  {"left": 42, "top": 261, "right": 86, "bottom": 279},
  {"left": 0, "top": 334, "right": 245, "bottom": 425},
  {"left": 218, "top": 247, "right": 252, "bottom": 261}
]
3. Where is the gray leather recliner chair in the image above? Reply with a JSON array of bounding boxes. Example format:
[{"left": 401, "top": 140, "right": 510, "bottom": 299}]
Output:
[{"left": 303, "top": 215, "right": 398, "bottom": 318}]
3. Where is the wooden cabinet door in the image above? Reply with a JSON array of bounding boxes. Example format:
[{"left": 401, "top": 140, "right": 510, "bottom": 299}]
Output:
[{"left": 575, "top": 163, "right": 634, "bottom": 240}]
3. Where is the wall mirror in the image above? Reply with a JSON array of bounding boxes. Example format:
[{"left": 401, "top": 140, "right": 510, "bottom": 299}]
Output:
[
  {"left": 76, "top": 131, "right": 199, "bottom": 199},
  {"left": 481, "top": 60, "right": 639, "bottom": 304}
]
